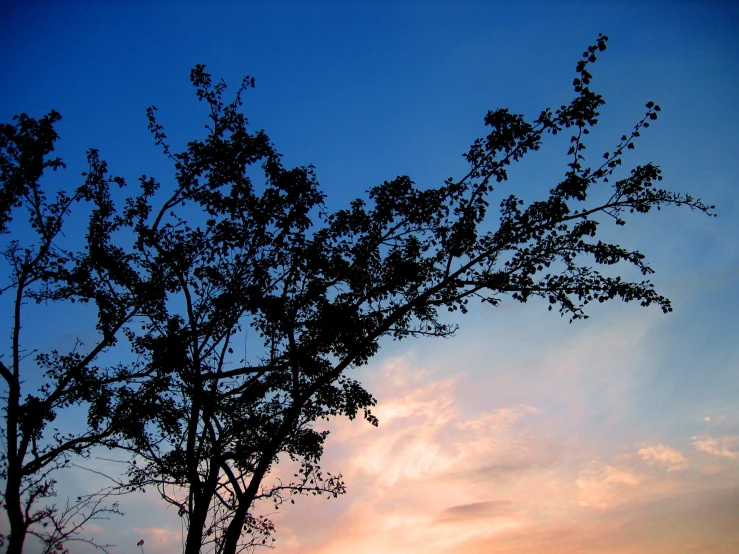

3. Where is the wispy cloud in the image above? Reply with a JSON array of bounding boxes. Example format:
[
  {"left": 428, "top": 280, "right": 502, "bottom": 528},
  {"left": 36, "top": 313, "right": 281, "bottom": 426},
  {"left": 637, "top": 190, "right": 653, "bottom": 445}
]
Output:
[
  {"left": 438, "top": 500, "right": 516, "bottom": 521},
  {"left": 270, "top": 347, "right": 739, "bottom": 554},
  {"left": 637, "top": 444, "right": 690, "bottom": 471},
  {"left": 576, "top": 463, "right": 640, "bottom": 509},
  {"left": 68, "top": 307, "right": 738, "bottom": 553},
  {"left": 132, "top": 526, "right": 181, "bottom": 551},
  {"left": 693, "top": 435, "right": 739, "bottom": 460}
]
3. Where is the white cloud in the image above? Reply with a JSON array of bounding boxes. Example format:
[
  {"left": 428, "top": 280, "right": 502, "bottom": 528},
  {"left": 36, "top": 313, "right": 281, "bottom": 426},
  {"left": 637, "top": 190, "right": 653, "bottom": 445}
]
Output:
[{"left": 637, "top": 444, "right": 689, "bottom": 472}]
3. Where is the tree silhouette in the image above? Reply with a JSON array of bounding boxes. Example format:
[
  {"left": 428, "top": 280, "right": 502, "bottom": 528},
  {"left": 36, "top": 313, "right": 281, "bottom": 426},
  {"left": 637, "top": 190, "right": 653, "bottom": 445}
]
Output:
[
  {"left": 0, "top": 111, "right": 151, "bottom": 552},
  {"left": 1, "top": 35, "right": 714, "bottom": 553}
]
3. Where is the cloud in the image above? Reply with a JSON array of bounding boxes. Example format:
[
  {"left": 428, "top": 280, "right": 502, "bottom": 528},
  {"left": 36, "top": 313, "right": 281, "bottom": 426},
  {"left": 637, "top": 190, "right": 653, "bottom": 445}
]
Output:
[
  {"left": 336, "top": 360, "right": 542, "bottom": 492},
  {"left": 267, "top": 347, "right": 739, "bottom": 554},
  {"left": 637, "top": 444, "right": 689, "bottom": 471},
  {"left": 576, "top": 464, "right": 640, "bottom": 509},
  {"left": 576, "top": 444, "right": 699, "bottom": 511},
  {"left": 693, "top": 435, "right": 739, "bottom": 460},
  {"left": 439, "top": 500, "right": 515, "bottom": 521},
  {"left": 270, "top": 357, "right": 550, "bottom": 554},
  {"left": 132, "top": 526, "right": 181, "bottom": 550}
]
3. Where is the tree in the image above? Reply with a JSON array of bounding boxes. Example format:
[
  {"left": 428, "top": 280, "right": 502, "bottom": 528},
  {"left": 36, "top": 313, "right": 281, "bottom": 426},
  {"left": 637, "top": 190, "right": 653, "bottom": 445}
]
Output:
[
  {"left": 114, "top": 34, "right": 713, "bottom": 553},
  {"left": 1, "top": 34, "right": 715, "bottom": 554},
  {"left": 0, "top": 113, "right": 163, "bottom": 551}
]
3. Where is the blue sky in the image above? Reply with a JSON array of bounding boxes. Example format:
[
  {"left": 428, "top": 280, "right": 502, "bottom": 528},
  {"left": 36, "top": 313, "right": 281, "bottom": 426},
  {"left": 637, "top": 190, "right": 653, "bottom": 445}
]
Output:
[{"left": 2, "top": 1, "right": 738, "bottom": 552}]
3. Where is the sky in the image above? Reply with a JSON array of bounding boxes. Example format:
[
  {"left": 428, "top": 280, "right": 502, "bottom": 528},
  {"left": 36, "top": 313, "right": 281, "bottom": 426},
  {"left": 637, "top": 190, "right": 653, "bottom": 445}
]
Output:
[{"left": 2, "top": 1, "right": 739, "bottom": 553}]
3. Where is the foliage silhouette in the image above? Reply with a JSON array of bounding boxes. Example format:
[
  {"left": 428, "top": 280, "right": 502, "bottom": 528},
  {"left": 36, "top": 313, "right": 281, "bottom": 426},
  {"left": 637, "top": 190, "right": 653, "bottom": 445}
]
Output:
[
  {"left": 1, "top": 34, "right": 714, "bottom": 553},
  {"left": 0, "top": 111, "right": 146, "bottom": 552}
]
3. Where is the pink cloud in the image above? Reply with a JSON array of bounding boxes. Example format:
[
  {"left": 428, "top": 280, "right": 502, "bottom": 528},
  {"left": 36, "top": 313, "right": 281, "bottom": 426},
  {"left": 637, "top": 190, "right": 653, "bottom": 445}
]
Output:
[
  {"left": 131, "top": 526, "right": 181, "bottom": 552},
  {"left": 637, "top": 444, "right": 690, "bottom": 471},
  {"left": 270, "top": 357, "right": 551, "bottom": 553},
  {"left": 269, "top": 353, "right": 739, "bottom": 554},
  {"left": 693, "top": 435, "right": 739, "bottom": 460},
  {"left": 576, "top": 463, "right": 641, "bottom": 509}
]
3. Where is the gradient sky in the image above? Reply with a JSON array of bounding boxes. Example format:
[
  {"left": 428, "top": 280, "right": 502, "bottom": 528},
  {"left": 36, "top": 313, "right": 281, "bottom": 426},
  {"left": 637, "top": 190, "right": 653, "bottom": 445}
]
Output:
[{"left": 2, "top": 1, "right": 739, "bottom": 553}]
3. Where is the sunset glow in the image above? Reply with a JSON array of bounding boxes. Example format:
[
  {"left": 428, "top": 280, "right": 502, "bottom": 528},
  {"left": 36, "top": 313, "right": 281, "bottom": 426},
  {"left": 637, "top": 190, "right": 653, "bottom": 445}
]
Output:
[{"left": 2, "top": 1, "right": 737, "bottom": 552}]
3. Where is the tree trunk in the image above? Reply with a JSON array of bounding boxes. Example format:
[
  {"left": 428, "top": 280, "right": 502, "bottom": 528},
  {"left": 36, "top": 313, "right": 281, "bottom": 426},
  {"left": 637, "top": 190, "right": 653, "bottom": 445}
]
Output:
[
  {"left": 183, "top": 451, "right": 222, "bottom": 554},
  {"left": 220, "top": 447, "right": 279, "bottom": 554},
  {"left": 6, "top": 528, "right": 26, "bottom": 554},
  {"left": 184, "top": 501, "right": 209, "bottom": 554},
  {"left": 5, "top": 338, "right": 26, "bottom": 554},
  {"left": 220, "top": 500, "right": 251, "bottom": 554},
  {"left": 4, "top": 471, "right": 27, "bottom": 554}
]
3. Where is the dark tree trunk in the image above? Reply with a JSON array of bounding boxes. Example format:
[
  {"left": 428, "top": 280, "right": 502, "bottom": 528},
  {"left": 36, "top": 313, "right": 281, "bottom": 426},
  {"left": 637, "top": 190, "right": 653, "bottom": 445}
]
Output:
[
  {"left": 184, "top": 498, "right": 210, "bottom": 554},
  {"left": 4, "top": 465, "right": 27, "bottom": 554},
  {"left": 5, "top": 341, "right": 27, "bottom": 554},
  {"left": 183, "top": 450, "right": 222, "bottom": 554},
  {"left": 220, "top": 442, "right": 282, "bottom": 554},
  {"left": 221, "top": 500, "right": 251, "bottom": 554}
]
